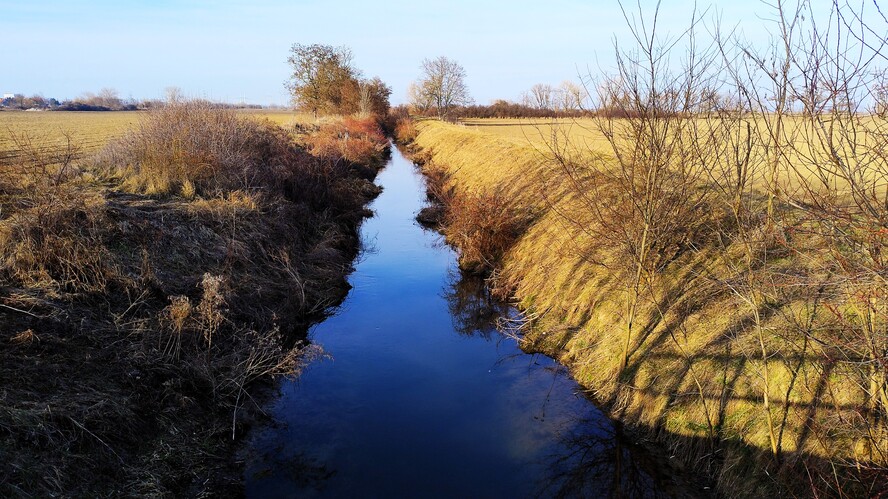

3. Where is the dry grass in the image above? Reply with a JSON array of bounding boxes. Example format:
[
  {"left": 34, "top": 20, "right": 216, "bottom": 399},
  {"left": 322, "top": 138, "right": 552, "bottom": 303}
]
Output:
[
  {"left": 0, "top": 109, "right": 311, "bottom": 167},
  {"left": 410, "top": 119, "right": 888, "bottom": 497},
  {"left": 302, "top": 116, "right": 389, "bottom": 166},
  {"left": 460, "top": 118, "right": 609, "bottom": 150},
  {"left": 461, "top": 116, "right": 888, "bottom": 195},
  {"left": 0, "top": 104, "right": 384, "bottom": 496},
  {"left": 394, "top": 117, "right": 418, "bottom": 144}
]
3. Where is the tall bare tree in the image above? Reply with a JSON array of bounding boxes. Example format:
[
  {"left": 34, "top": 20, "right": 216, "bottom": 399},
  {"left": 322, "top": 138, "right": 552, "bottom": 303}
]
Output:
[
  {"left": 412, "top": 56, "right": 472, "bottom": 120},
  {"left": 557, "top": 80, "right": 586, "bottom": 112},
  {"left": 526, "top": 83, "right": 555, "bottom": 110}
]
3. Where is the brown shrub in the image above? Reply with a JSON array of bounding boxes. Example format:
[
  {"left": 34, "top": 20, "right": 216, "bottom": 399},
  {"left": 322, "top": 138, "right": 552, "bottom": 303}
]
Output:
[
  {"left": 444, "top": 189, "right": 534, "bottom": 274},
  {"left": 303, "top": 116, "right": 388, "bottom": 165},
  {"left": 96, "top": 100, "right": 298, "bottom": 197},
  {"left": 394, "top": 117, "right": 417, "bottom": 144}
]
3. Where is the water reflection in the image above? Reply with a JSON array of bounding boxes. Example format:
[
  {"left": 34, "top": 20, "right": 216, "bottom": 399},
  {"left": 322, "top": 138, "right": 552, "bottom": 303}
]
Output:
[
  {"left": 443, "top": 270, "right": 677, "bottom": 498},
  {"left": 538, "top": 415, "right": 676, "bottom": 499},
  {"left": 443, "top": 269, "right": 511, "bottom": 339}
]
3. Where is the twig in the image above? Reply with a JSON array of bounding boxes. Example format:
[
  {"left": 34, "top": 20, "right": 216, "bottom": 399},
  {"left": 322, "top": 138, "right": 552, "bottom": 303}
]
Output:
[
  {"left": 68, "top": 417, "right": 124, "bottom": 464},
  {"left": 0, "top": 303, "right": 46, "bottom": 319}
]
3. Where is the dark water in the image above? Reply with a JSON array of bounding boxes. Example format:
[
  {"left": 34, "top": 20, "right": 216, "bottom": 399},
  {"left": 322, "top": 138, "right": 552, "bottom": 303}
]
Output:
[{"left": 245, "top": 148, "right": 683, "bottom": 498}]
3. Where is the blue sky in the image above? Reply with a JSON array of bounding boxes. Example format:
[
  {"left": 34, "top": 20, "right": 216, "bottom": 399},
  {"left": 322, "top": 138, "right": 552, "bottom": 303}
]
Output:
[{"left": 0, "top": 1, "right": 799, "bottom": 106}]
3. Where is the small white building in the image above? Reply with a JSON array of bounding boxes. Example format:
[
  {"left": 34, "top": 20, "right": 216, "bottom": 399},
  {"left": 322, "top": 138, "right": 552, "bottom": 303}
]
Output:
[{"left": 2, "top": 93, "right": 14, "bottom": 99}]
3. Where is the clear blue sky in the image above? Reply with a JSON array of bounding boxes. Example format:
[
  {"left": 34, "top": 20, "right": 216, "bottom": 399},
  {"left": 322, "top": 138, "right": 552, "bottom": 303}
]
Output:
[{"left": 0, "top": 1, "right": 807, "bottom": 106}]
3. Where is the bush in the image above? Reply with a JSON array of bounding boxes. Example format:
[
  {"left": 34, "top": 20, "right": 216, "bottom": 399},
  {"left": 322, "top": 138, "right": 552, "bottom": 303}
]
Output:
[
  {"left": 394, "top": 117, "right": 417, "bottom": 144},
  {"left": 97, "top": 100, "right": 298, "bottom": 197},
  {"left": 303, "top": 116, "right": 388, "bottom": 165},
  {"left": 444, "top": 190, "right": 534, "bottom": 274}
]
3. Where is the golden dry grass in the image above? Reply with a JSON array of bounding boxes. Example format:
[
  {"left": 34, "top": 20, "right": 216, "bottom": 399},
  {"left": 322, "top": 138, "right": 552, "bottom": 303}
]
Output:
[
  {"left": 461, "top": 117, "right": 608, "bottom": 150},
  {"left": 412, "top": 119, "right": 887, "bottom": 494},
  {"left": 0, "top": 111, "right": 142, "bottom": 162},
  {"left": 461, "top": 116, "right": 888, "bottom": 196},
  {"left": 0, "top": 109, "right": 313, "bottom": 162}
]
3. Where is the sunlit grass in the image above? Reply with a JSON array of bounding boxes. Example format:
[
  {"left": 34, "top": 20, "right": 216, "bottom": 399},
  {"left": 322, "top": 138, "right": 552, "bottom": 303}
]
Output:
[
  {"left": 0, "top": 109, "right": 314, "bottom": 166},
  {"left": 461, "top": 116, "right": 888, "bottom": 197},
  {"left": 412, "top": 119, "right": 887, "bottom": 487}
]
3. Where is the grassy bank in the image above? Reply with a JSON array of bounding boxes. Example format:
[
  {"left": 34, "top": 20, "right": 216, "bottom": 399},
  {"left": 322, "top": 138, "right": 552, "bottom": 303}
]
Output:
[
  {"left": 0, "top": 103, "right": 388, "bottom": 496},
  {"left": 404, "top": 119, "right": 887, "bottom": 496}
]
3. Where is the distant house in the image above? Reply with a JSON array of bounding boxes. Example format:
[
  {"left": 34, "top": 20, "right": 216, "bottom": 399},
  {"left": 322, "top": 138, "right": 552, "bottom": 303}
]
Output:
[{"left": 2, "top": 94, "right": 14, "bottom": 99}]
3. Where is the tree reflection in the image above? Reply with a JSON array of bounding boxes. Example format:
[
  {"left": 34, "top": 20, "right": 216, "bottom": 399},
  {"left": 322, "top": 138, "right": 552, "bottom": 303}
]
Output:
[
  {"left": 538, "top": 414, "right": 692, "bottom": 499},
  {"left": 443, "top": 269, "right": 512, "bottom": 339},
  {"left": 444, "top": 268, "right": 698, "bottom": 498}
]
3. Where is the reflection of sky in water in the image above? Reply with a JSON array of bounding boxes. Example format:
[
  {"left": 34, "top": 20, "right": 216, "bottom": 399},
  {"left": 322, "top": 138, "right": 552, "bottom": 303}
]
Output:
[{"left": 244, "top": 148, "right": 671, "bottom": 498}]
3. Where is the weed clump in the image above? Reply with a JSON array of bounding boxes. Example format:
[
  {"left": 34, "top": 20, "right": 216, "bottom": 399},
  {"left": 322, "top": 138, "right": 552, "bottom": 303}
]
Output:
[
  {"left": 444, "top": 190, "right": 534, "bottom": 274},
  {"left": 394, "top": 117, "right": 418, "bottom": 145}
]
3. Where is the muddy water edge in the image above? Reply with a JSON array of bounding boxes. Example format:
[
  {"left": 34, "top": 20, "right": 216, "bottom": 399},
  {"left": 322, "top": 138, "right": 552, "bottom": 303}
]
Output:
[{"left": 243, "top": 146, "right": 710, "bottom": 497}]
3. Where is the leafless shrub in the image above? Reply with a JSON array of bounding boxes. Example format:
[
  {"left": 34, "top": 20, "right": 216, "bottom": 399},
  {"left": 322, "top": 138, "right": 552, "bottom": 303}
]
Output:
[
  {"left": 444, "top": 189, "right": 535, "bottom": 274},
  {"left": 551, "top": 2, "right": 717, "bottom": 378},
  {"left": 542, "top": 0, "right": 887, "bottom": 492},
  {"left": 96, "top": 100, "right": 297, "bottom": 197}
]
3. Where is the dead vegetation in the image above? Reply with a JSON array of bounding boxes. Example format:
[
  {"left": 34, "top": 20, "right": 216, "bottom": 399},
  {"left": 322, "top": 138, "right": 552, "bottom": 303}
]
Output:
[
  {"left": 405, "top": 3, "right": 888, "bottom": 486},
  {"left": 432, "top": 175, "right": 535, "bottom": 274},
  {"left": 0, "top": 100, "right": 388, "bottom": 496}
]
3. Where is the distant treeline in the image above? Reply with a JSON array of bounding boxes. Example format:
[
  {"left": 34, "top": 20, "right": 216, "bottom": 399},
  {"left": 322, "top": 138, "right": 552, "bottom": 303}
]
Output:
[
  {"left": 0, "top": 89, "right": 277, "bottom": 111},
  {"left": 450, "top": 101, "right": 594, "bottom": 119},
  {"left": 403, "top": 101, "right": 593, "bottom": 120}
]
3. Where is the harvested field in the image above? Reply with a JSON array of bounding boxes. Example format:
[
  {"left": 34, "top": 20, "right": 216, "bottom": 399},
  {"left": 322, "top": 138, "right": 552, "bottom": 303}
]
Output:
[{"left": 0, "top": 109, "right": 316, "bottom": 168}]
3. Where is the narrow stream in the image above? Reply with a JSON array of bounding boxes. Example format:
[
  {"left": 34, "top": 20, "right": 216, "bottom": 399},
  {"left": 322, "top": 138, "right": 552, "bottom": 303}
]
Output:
[{"left": 245, "top": 148, "right": 684, "bottom": 498}]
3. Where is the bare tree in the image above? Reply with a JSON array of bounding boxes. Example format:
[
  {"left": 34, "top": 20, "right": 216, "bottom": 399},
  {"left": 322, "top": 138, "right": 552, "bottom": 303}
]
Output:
[
  {"left": 413, "top": 56, "right": 472, "bottom": 120},
  {"left": 407, "top": 82, "right": 432, "bottom": 114},
  {"left": 527, "top": 83, "right": 555, "bottom": 111},
  {"left": 165, "top": 86, "right": 184, "bottom": 105},
  {"left": 97, "top": 87, "right": 121, "bottom": 110},
  {"left": 557, "top": 80, "right": 586, "bottom": 112}
]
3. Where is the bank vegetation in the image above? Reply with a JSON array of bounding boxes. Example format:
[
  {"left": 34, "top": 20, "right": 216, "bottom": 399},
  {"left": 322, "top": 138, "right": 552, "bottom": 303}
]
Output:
[
  {"left": 0, "top": 100, "right": 389, "bottom": 496},
  {"left": 399, "top": 1, "right": 888, "bottom": 495}
]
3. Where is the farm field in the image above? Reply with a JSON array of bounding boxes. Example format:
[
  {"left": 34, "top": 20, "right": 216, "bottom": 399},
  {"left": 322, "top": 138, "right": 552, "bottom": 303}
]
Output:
[
  {"left": 459, "top": 116, "right": 888, "bottom": 194},
  {"left": 0, "top": 111, "right": 142, "bottom": 162},
  {"left": 460, "top": 117, "right": 606, "bottom": 149},
  {"left": 0, "top": 110, "right": 312, "bottom": 164}
]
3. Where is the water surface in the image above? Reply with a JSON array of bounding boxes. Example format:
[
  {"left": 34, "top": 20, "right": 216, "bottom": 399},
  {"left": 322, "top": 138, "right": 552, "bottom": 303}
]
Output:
[{"left": 245, "top": 147, "right": 680, "bottom": 498}]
